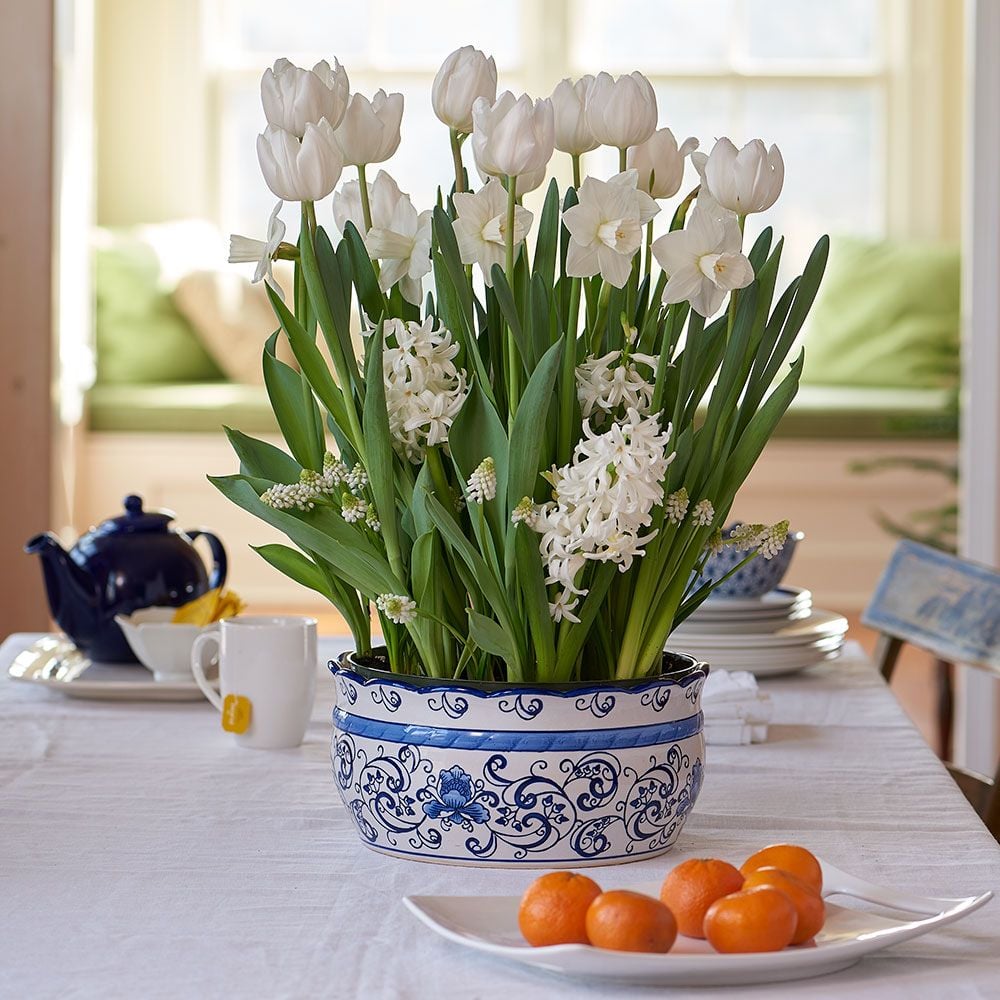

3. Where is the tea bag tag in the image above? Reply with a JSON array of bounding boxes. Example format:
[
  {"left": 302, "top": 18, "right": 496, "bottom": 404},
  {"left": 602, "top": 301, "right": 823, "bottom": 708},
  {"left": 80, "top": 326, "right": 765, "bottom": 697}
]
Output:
[{"left": 222, "top": 694, "right": 252, "bottom": 734}]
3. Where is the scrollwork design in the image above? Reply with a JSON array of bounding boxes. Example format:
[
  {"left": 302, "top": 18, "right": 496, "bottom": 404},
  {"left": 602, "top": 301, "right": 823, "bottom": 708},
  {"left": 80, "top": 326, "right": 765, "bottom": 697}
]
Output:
[
  {"left": 369, "top": 685, "right": 403, "bottom": 713},
  {"left": 426, "top": 691, "right": 470, "bottom": 719},
  {"left": 575, "top": 692, "right": 616, "bottom": 718},
  {"left": 497, "top": 694, "right": 544, "bottom": 720},
  {"left": 640, "top": 685, "right": 671, "bottom": 711}
]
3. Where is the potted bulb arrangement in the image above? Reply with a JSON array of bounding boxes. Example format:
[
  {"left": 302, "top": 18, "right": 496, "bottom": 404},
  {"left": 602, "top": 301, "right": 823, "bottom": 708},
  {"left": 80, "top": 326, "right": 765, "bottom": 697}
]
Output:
[{"left": 214, "top": 47, "right": 827, "bottom": 866}]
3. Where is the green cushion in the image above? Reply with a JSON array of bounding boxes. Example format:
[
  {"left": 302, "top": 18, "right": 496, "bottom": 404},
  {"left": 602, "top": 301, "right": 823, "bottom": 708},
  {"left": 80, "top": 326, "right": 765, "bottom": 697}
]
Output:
[
  {"left": 94, "top": 232, "right": 225, "bottom": 384},
  {"left": 801, "top": 237, "right": 960, "bottom": 389}
]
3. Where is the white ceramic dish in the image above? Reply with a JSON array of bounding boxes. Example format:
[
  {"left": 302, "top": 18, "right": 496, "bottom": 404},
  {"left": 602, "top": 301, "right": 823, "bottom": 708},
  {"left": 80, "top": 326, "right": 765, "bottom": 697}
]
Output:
[
  {"left": 116, "top": 608, "right": 207, "bottom": 682},
  {"left": 701, "top": 587, "right": 811, "bottom": 613},
  {"left": 404, "top": 859, "right": 991, "bottom": 988},
  {"left": 7, "top": 635, "right": 214, "bottom": 702},
  {"left": 672, "top": 609, "right": 848, "bottom": 648},
  {"left": 675, "top": 641, "right": 844, "bottom": 678}
]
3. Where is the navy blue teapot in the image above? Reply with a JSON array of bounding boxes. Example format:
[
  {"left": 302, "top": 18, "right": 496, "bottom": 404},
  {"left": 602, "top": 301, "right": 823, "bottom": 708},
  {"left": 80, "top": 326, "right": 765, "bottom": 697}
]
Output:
[{"left": 25, "top": 495, "right": 227, "bottom": 663}]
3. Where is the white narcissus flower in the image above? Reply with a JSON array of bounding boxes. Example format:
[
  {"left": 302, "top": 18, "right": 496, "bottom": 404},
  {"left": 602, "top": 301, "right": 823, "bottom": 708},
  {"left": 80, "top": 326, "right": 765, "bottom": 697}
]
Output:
[
  {"left": 260, "top": 57, "right": 350, "bottom": 137},
  {"left": 432, "top": 45, "right": 497, "bottom": 134},
  {"left": 584, "top": 71, "right": 658, "bottom": 150},
  {"left": 257, "top": 120, "right": 343, "bottom": 201},
  {"left": 334, "top": 90, "right": 404, "bottom": 167},
  {"left": 366, "top": 196, "right": 433, "bottom": 306},
  {"left": 452, "top": 177, "right": 533, "bottom": 286},
  {"left": 228, "top": 200, "right": 286, "bottom": 287},
  {"left": 653, "top": 207, "right": 754, "bottom": 318},
  {"left": 332, "top": 169, "right": 405, "bottom": 239},
  {"left": 703, "top": 137, "right": 784, "bottom": 215},
  {"left": 550, "top": 76, "right": 599, "bottom": 156},
  {"left": 471, "top": 91, "right": 555, "bottom": 180},
  {"left": 627, "top": 128, "right": 699, "bottom": 199},
  {"left": 562, "top": 170, "right": 659, "bottom": 288}
]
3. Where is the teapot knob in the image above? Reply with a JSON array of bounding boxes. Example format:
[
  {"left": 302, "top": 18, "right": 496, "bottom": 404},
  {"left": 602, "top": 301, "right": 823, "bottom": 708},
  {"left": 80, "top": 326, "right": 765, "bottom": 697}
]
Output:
[{"left": 123, "top": 494, "right": 144, "bottom": 516}]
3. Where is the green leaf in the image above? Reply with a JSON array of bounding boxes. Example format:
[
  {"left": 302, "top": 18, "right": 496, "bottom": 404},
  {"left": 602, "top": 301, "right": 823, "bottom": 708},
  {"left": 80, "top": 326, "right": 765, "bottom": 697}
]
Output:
[
  {"left": 533, "top": 178, "right": 561, "bottom": 289},
  {"left": 343, "top": 221, "right": 385, "bottom": 322},
  {"left": 515, "top": 524, "right": 554, "bottom": 679},
  {"left": 467, "top": 609, "right": 517, "bottom": 663},
  {"left": 432, "top": 205, "right": 474, "bottom": 328},
  {"left": 449, "top": 382, "right": 510, "bottom": 531},
  {"left": 489, "top": 265, "right": 530, "bottom": 375},
  {"left": 252, "top": 543, "right": 334, "bottom": 600},
  {"left": 261, "top": 348, "right": 324, "bottom": 470},
  {"left": 224, "top": 427, "right": 301, "bottom": 483},
  {"left": 506, "top": 338, "right": 563, "bottom": 509}
]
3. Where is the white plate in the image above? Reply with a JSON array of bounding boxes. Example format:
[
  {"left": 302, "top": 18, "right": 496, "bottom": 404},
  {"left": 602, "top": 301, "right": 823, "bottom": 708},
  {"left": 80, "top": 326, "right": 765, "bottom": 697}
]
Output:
[
  {"left": 7, "top": 635, "right": 212, "bottom": 702},
  {"left": 404, "top": 860, "right": 991, "bottom": 988},
  {"left": 701, "top": 587, "right": 812, "bottom": 613},
  {"left": 672, "top": 610, "right": 848, "bottom": 648},
  {"left": 673, "top": 643, "right": 844, "bottom": 678},
  {"left": 680, "top": 636, "right": 845, "bottom": 662}
]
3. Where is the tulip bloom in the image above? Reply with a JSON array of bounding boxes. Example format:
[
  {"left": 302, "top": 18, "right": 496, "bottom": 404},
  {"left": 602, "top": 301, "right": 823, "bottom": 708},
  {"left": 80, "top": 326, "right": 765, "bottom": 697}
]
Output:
[
  {"left": 551, "top": 76, "right": 599, "bottom": 156},
  {"left": 585, "top": 71, "right": 658, "bottom": 151},
  {"left": 471, "top": 91, "right": 555, "bottom": 181},
  {"left": 256, "top": 120, "right": 343, "bottom": 202},
  {"left": 334, "top": 90, "right": 404, "bottom": 167},
  {"left": 703, "top": 137, "right": 784, "bottom": 215},
  {"left": 260, "top": 57, "right": 350, "bottom": 137},
  {"left": 653, "top": 207, "right": 754, "bottom": 317},
  {"left": 562, "top": 170, "right": 659, "bottom": 287},
  {"left": 627, "top": 128, "right": 699, "bottom": 200},
  {"left": 432, "top": 45, "right": 497, "bottom": 134},
  {"left": 452, "top": 177, "right": 533, "bottom": 286}
]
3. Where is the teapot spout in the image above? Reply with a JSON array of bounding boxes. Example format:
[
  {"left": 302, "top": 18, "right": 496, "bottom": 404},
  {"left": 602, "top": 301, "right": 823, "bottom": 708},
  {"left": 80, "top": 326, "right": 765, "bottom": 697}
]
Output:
[{"left": 25, "top": 532, "right": 101, "bottom": 641}]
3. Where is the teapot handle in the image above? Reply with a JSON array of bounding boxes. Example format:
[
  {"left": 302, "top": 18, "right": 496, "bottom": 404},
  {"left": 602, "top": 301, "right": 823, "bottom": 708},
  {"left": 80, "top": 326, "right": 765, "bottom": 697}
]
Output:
[{"left": 186, "top": 530, "right": 228, "bottom": 590}]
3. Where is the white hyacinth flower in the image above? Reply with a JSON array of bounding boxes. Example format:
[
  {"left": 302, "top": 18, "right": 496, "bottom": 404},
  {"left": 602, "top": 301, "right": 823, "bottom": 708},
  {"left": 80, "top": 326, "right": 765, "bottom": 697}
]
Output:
[
  {"left": 653, "top": 206, "right": 754, "bottom": 318},
  {"left": 228, "top": 200, "right": 286, "bottom": 289},
  {"left": 563, "top": 170, "right": 659, "bottom": 288},
  {"left": 467, "top": 457, "right": 497, "bottom": 504},
  {"left": 549, "top": 592, "right": 582, "bottom": 625},
  {"left": 575, "top": 349, "right": 658, "bottom": 418},
  {"left": 691, "top": 499, "right": 715, "bottom": 526},
  {"left": 511, "top": 496, "right": 538, "bottom": 527},
  {"left": 376, "top": 593, "right": 417, "bottom": 625},
  {"left": 260, "top": 482, "right": 317, "bottom": 511},
  {"left": 341, "top": 494, "right": 366, "bottom": 523},
  {"left": 381, "top": 317, "right": 469, "bottom": 463},
  {"left": 452, "top": 177, "right": 533, "bottom": 286}
]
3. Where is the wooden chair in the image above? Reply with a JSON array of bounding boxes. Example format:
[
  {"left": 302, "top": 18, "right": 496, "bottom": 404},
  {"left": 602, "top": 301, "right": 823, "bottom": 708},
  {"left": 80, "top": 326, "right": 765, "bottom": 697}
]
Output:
[{"left": 863, "top": 539, "right": 1000, "bottom": 840}]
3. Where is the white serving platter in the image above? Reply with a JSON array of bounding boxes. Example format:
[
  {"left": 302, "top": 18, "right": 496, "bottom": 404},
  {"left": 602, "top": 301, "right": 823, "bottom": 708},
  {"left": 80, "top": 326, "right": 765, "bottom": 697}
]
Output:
[
  {"left": 404, "top": 860, "right": 991, "bottom": 988},
  {"left": 700, "top": 587, "right": 812, "bottom": 614},
  {"left": 7, "top": 635, "right": 212, "bottom": 702},
  {"left": 672, "top": 609, "right": 848, "bottom": 648}
]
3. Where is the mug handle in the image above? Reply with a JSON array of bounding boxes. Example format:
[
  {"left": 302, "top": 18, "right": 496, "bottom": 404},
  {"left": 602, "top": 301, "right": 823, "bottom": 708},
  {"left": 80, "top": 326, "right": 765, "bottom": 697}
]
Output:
[{"left": 191, "top": 626, "right": 223, "bottom": 711}]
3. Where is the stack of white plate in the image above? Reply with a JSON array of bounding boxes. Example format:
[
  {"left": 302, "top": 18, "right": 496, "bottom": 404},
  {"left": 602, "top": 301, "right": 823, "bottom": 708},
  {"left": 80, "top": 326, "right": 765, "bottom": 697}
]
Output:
[{"left": 670, "top": 587, "right": 848, "bottom": 677}]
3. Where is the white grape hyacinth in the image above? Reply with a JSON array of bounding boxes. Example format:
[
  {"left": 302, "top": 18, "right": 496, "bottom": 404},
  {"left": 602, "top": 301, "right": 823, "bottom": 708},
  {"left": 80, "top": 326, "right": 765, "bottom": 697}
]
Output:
[
  {"left": 467, "top": 457, "right": 497, "bottom": 504},
  {"left": 381, "top": 317, "right": 469, "bottom": 463},
  {"left": 575, "top": 349, "right": 658, "bottom": 418},
  {"left": 528, "top": 407, "right": 675, "bottom": 621},
  {"left": 376, "top": 593, "right": 418, "bottom": 625}
]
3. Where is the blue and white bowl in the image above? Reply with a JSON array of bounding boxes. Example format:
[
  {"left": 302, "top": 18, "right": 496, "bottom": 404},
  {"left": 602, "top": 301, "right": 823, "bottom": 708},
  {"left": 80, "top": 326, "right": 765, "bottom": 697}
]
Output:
[
  {"left": 330, "top": 651, "right": 708, "bottom": 868},
  {"left": 693, "top": 524, "right": 804, "bottom": 599}
]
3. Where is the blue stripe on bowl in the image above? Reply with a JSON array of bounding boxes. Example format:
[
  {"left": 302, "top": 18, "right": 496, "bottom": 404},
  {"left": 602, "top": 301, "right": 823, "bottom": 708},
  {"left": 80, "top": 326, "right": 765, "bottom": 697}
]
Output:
[{"left": 332, "top": 709, "right": 703, "bottom": 751}]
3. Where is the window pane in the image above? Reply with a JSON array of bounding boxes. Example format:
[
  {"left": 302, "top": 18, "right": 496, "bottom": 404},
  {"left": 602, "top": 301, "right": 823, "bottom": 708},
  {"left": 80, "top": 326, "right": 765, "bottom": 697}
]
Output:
[
  {"left": 742, "top": 0, "right": 880, "bottom": 64},
  {"left": 571, "top": 0, "right": 736, "bottom": 72},
  {"left": 224, "top": 0, "right": 372, "bottom": 60}
]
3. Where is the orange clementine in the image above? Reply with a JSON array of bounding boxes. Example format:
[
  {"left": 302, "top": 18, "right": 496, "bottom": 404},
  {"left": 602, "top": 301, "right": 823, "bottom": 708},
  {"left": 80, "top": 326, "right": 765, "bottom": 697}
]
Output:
[
  {"left": 742, "top": 866, "right": 826, "bottom": 944},
  {"left": 659, "top": 858, "right": 745, "bottom": 938},
  {"left": 740, "top": 844, "right": 823, "bottom": 894},
  {"left": 585, "top": 890, "right": 678, "bottom": 953},
  {"left": 703, "top": 886, "right": 798, "bottom": 953},
  {"left": 518, "top": 871, "right": 603, "bottom": 946}
]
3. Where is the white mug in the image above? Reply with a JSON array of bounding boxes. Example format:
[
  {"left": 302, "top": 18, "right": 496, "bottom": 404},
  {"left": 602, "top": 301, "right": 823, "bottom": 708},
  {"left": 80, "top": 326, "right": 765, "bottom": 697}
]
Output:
[{"left": 191, "top": 615, "right": 318, "bottom": 749}]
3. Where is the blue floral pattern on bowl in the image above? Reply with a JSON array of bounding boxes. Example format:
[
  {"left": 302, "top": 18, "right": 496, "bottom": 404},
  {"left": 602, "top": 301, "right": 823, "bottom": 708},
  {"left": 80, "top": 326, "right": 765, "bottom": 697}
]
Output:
[
  {"left": 329, "top": 653, "right": 707, "bottom": 868},
  {"left": 693, "top": 524, "right": 804, "bottom": 598}
]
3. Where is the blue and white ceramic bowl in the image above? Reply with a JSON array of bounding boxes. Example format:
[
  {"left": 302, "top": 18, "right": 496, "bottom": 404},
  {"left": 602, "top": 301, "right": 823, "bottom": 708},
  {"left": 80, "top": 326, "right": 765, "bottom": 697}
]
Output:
[
  {"left": 693, "top": 524, "right": 804, "bottom": 599},
  {"left": 330, "top": 651, "right": 708, "bottom": 868}
]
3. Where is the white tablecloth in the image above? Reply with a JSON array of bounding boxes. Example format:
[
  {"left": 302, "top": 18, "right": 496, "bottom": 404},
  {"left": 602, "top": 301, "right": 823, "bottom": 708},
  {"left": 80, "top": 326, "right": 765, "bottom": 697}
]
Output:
[{"left": 2, "top": 634, "right": 998, "bottom": 1000}]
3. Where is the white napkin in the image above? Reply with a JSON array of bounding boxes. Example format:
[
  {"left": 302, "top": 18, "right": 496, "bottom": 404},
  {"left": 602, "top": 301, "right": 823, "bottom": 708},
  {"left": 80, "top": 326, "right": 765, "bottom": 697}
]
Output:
[{"left": 702, "top": 669, "right": 771, "bottom": 746}]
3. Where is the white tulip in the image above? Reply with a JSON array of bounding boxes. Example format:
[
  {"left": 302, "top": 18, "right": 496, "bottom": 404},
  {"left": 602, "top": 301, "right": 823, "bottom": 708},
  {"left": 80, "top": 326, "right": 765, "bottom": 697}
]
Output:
[
  {"left": 432, "top": 45, "right": 497, "bottom": 134},
  {"left": 260, "top": 57, "right": 350, "bottom": 137},
  {"left": 333, "top": 170, "right": 405, "bottom": 239},
  {"left": 652, "top": 206, "right": 754, "bottom": 318},
  {"left": 228, "top": 200, "right": 286, "bottom": 288},
  {"left": 471, "top": 91, "right": 555, "bottom": 180},
  {"left": 367, "top": 196, "right": 433, "bottom": 306},
  {"left": 334, "top": 90, "right": 404, "bottom": 167},
  {"left": 256, "top": 120, "right": 343, "bottom": 202},
  {"left": 562, "top": 170, "right": 659, "bottom": 287},
  {"left": 550, "top": 77, "right": 599, "bottom": 156},
  {"left": 452, "top": 177, "right": 533, "bottom": 286},
  {"left": 703, "top": 137, "right": 784, "bottom": 215},
  {"left": 627, "top": 128, "right": 699, "bottom": 199},
  {"left": 585, "top": 71, "right": 658, "bottom": 150},
  {"left": 475, "top": 162, "right": 545, "bottom": 198}
]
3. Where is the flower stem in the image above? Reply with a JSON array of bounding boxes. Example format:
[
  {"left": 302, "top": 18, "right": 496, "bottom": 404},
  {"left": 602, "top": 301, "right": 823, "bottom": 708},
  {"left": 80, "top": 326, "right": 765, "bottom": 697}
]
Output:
[
  {"left": 357, "top": 163, "right": 373, "bottom": 232},
  {"left": 644, "top": 218, "right": 654, "bottom": 280},
  {"left": 449, "top": 129, "right": 466, "bottom": 193},
  {"left": 618, "top": 147, "right": 627, "bottom": 173},
  {"left": 572, "top": 153, "right": 581, "bottom": 190},
  {"left": 504, "top": 175, "right": 520, "bottom": 423},
  {"left": 557, "top": 277, "right": 582, "bottom": 465}
]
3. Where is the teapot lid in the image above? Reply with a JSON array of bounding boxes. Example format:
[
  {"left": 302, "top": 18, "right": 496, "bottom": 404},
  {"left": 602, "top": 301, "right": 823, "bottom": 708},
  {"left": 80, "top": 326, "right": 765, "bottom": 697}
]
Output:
[{"left": 101, "top": 495, "right": 175, "bottom": 534}]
